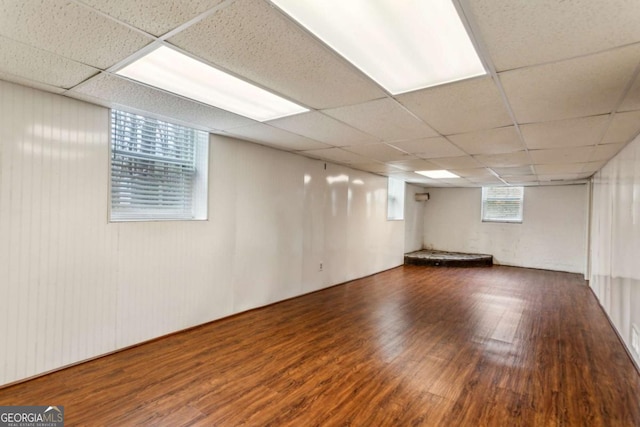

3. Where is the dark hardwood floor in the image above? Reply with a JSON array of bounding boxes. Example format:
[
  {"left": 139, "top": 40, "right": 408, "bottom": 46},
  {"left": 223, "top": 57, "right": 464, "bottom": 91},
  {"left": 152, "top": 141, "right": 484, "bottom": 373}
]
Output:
[{"left": 1, "top": 265, "right": 639, "bottom": 426}]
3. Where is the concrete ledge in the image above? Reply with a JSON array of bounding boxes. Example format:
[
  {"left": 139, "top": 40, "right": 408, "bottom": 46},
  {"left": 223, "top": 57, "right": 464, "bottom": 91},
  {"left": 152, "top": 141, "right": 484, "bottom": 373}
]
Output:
[{"left": 404, "top": 250, "right": 493, "bottom": 267}]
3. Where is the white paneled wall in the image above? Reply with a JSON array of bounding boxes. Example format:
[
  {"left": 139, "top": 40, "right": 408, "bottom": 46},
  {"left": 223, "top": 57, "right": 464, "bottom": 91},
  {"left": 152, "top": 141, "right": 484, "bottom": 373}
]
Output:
[
  {"left": 404, "top": 184, "right": 426, "bottom": 253},
  {"left": 590, "top": 134, "right": 640, "bottom": 367},
  {"left": 0, "top": 81, "right": 406, "bottom": 386},
  {"left": 422, "top": 185, "right": 588, "bottom": 273}
]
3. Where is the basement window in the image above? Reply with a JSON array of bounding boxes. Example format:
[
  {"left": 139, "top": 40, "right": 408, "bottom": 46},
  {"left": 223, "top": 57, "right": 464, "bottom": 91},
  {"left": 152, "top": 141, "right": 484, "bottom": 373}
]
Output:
[
  {"left": 387, "top": 177, "right": 405, "bottom": 220},
  {"left": 481, "top": 186, "right": 524, "bottom": 223},
  {"left": 110, "top": 109, "right": 208, "bottom": 221}
]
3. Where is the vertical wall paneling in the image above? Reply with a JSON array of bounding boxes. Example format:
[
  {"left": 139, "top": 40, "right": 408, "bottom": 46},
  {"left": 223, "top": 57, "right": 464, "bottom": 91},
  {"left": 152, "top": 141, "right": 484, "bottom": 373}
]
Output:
[
  {"left": 422, "top": 185, "right": 588, "bottom": 273},
  {"left": 0, "top": 81, "right": 409, "bottom": 386},
  {"left": 590, "top": 134, "right": 640, "bottom": 367}
]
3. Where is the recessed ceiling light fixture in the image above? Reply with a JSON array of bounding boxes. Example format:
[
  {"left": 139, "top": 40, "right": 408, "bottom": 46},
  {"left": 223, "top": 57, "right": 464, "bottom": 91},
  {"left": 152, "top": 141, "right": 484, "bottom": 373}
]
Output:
[
  {"left": 116, "top": 45, "right": 309, "bottom": 122},
  {"left": 271, "top": 0, "right": 486, "bottom": 95},
  {"left": 416, "top": 170, "right": 460, "bottom": 179}
]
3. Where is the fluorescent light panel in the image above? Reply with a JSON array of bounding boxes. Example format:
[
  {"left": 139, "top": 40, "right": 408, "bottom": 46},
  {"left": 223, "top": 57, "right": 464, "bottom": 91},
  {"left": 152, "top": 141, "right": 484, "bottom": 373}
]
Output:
[
  {"left": 272, "top": 0, "right": 486, "bottom": 95},
  {"left": 116, "top": 46, "right": 308, "bottom": 122},
  {"left": 416, "top": 170, "right": 460, "bottom": 179}
]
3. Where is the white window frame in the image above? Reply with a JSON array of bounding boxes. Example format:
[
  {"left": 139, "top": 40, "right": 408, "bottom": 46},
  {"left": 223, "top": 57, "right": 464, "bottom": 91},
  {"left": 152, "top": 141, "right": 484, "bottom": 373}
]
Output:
[
  {"left": 109, "top": 109, "right": 209, "bottom": 222},
  {"left": 481, "top": 186, "right": 524, "bottom": 223},
  {"left": 387, "top": 177, "right": 405, "bottom": 221}
]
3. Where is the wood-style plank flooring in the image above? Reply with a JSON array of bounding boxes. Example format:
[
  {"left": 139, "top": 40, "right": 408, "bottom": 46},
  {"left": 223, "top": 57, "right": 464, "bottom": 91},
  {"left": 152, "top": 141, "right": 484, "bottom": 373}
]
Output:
[{"left": 1, "top": 265, "right": 639, "bottom": 426}]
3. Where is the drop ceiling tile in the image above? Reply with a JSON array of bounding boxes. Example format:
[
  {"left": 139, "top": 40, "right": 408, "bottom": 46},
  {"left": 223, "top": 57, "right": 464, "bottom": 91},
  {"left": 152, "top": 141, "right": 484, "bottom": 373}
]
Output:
[
  {"left": 602, "top": 111, "right": 640, "bottom": 144},
  {"left": 619, "top": 72, "right": 640, "bottom": 112},
  {"left": 450, "top": 168, "right": 495, "bottom": 178},
  {"left": 492, "top": 166, "right": 534, "bottom": 176},
  {"left": 168, "top": 0, "right": 384, "bottom": 109},
  {"left": 468, "top": 0, "right": 640, "bottom": 71},
  {"left": 390, "top": 137, "right": 465, "bottom": 158},
  {"left": 0, "top": 72, "right": 65, "bottom": 95},
  {"left": 591, "top": 143, "right": 626, "bottom": 161},
  {"left": 224, "top": 123, "right": 330, "bottom": 151},
  {"left": 322, "top": 98, "right": 438, "bottom": 142},
  {"left": 79, "top": 0, "right": 226, "bottom": 37},
  {"left": 529, "top": 147, "right": 594, "bottom": 164},
  {"left": 387, "top": 159, "right": 440, "bottom": 172},
  {"left": 474, "top": 151, "right": 530, "bottom": 167},
  {"left": 397, "top": 77, "right": 513, "bottom": 135},
  {"left": 350, "top": 162, "right": 404, "bottom": 174},
  {"left": 534, "top": 164, "right": 587, "bottom": 175},
  {"left": 582, "top": 160, "right": 607, "bottom": 173},
  {"left": 537, "top": 174, "right": 584, "bottom": 182},
  {"left": 344, "top": 143, "right": 410, "bottom": 162},
  {"left": 300, "top": 147, "right": 371, "bottom": 164},
  {"left": 0, "top": 35, "right": 98, "bottom": 89},
  {"left": 267, "top": 112, "right": 378, "bottom": 146},
  {"left": 69, "top": 73, "right": 254, "bottom": 130},
  {"left": 501, "top": 45, "right": 640, "bottom": 124},
  {"left": 447, "top": 126, "right": 523, "bottom": 155},
  {"left": 466, "top": 176, "right": 505, "bottom": 185},
  {"left": 430, "top": 156, "right": 483, "bottom": 170},
  {"left": 0, "top": 0, "right": 153, "bottom": 69},
  {"left": 503, "top": 175, "right": 539, "bottom": 184},
  {"left": 521, "top": 115, "right": 610, "bottom": 149}
]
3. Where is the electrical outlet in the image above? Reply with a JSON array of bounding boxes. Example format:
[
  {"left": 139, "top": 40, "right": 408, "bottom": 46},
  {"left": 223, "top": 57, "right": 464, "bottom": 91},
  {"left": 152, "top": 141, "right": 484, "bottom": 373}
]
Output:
[
  {"left": 632, "top": 324, "right": 640, "bottom": 356},
  {"left": 319, "top": 262, "right": 323, "bottom": 271}
]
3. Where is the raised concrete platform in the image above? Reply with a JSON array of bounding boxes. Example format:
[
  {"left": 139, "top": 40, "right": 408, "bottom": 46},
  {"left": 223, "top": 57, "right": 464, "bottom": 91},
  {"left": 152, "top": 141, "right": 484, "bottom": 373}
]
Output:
[{"left": 404, "top": 250, "right": 493, "bottom": 267}]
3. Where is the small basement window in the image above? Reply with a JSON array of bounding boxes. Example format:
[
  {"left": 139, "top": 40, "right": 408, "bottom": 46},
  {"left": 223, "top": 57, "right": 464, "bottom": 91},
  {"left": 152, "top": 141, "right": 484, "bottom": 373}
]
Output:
[
  {"left": 387, "top": 177, "right": 405, "bottom": 220},
  {"left": 481, "top": 186, "right": 524, "bottom": 223},
  {"left": 110, "top": 109, "right": 209, "bottom": 221}
]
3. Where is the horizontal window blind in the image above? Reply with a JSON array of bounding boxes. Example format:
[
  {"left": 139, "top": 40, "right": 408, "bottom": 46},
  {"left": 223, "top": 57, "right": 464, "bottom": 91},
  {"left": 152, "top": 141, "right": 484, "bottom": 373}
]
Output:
[
  {"left": 482, "top": 186, "right": 524, "bottom": 223},
  {"left": 110, "top": 110, "right": 207, "bottom": 221}
]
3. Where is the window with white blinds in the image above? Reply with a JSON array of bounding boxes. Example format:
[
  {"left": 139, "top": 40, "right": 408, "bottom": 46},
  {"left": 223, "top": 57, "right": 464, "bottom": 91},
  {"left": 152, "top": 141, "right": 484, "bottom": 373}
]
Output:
[
  {"left": 110, "top": 110, "right": 208, "bottom": 221},
  {"left": 481, "top": 186, "right": 524, "bottom": 223},
  {"left": 387, "top": 177, "right": 405, "bottom": 220}
]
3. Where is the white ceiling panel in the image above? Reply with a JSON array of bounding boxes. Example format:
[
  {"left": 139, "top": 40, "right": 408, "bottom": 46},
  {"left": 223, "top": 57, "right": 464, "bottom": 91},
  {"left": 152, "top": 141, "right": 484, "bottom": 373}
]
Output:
[
  {"left": 168, "top": 0, "right": 385, "bottom": 109},
  {"left": 492, "top": 166, "right": 534, "bottom": 176},
  {"left": 69, "top": 73, "right": 255, "bottom": 130},
  {"left": 0, "top": 35, "right": 98, "bottom": 89},
  {"left": 501, "top": 45, "right": 640, "bottom": 123},
  {"left": 619, "top": 72, "right": 640, "bottom": 112},
  {"left": 535, "top": 164, "right": 588, "bottom": 175},
  {"left": 474, "top": 151, "right": 530, "bottom": 167},
  {"left": 430, "top": 156, "right": 483, "bottom": 170},
  {"left": 0, "top": 72, "right": 65, "bottom": 95},
  {"left": 447, "top": 126, "right": 523, "bottom": 155},
  {"left": 538, "top": 174, "right": 586, "bottom": 182},
  {"left": 322, "top": 98, "right": 438, "bottom": 142},
  {"left": 397, "top": 77, "right": 513, "bottom": 135},
  {"left": 450, "top": 168, "right": 495, "bottom": 178},
  {"left": 521, "top": 115, "right": 610, "bottom": 149},
  {"left": 503, "top": 175, "right": 539, "bottom": 184},
  {"left": 0, "top": 0, "right": 153, "bottom": 69},
  {"left": 466, "top": 176, "right": 504, "bottom": 185},
  {"left": 300, "top": 147, "right": 371, "bottom": 164},
  {"left": 224, "top": 123, "right": 330, "bottom": 151},
  {"left": 387, "top": 159, "right": 440, "bottom": 172},
  {"left": 602, "top": 111, "right": 640, "bottom": 144},
  {"left": 591, "top": 143, "right": 626, "bottom": 161},
  {"left": 582, "top": 160, "right": 608, "bottom": 173},
  {"left": 344, "top": 143, "right": 410, "bottom": 162},
  {"left": 529, "top": 147, "right": 594, "bottom": 164},
  {"left": 467, "top": 0, "right": 640, "bottom": 71},
  {"left": 349, "top": 162, "right": 404, "bottom": 174},
  {"left": 391, "top": 137, "right": 465, "bottom": 159},
  {"left": 78, "top": 0, "right": 226, "bottom": 37},
  {"left": 267, "top": 112, "right": 378, "bottom": 146}
]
